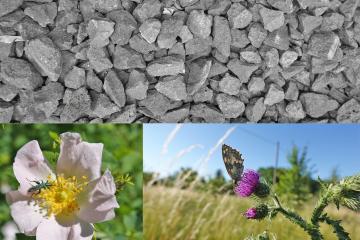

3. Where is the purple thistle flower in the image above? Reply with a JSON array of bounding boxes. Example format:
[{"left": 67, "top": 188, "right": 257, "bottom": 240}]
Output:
[
  {"left": 244, "top": 208, "right": 257, "bottom": 219},
  {"left": 235, "top": 169, "right": 261, "bottom": 197}
]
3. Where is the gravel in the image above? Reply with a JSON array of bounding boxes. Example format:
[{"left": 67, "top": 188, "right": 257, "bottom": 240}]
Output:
[{"left": 0, "top": 0, "right": 360, "bottom": 123}]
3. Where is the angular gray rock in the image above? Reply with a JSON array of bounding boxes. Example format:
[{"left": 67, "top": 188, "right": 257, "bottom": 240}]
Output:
[
  {"left": 186, "top": 58, "right": 212, "bottom": 95},
  {"left": 90, "top": 91, "right": 120, "bottom": 118},
  {"left": 159, "top": 104, "right": 190, "bottom": 123},
  {"left": 336, "top": 98, "right": 360, "bottom": 123},
  {"left": 133, "top": 0, "right": 162, "bottom": 23},
  {"left": 129, "top": 34, "right": 158, "bottom": 55},
  {"left": 227, "top": 3, "right": 252, "bottom": 29},
  {"left": 87, "top": 47, "right": 113, "bottom": 72},
  {"left": 0, "top": 83, "right": 19, "bottom": 101},
  {"left": 307, "top": 31, "right": 340, "bottom": 60},
  {"left": 86, "top": 70, "right": 103, "bottom": 92},
  {"left": 113, "top": 45, "right": 146, "bottom": 70},
  {"left": 107, "top": 104, "right": 137, "bottom": 123},
  {"left": 155, "top": 75, "right": 187, "bottom": 101},
  {"left": 245, "top": 97, "right": 266, "bottom": 123},
  {"left": 300, "top": 93, "right": 340, "bottom": 118},
  {"left": 264, "top": 84, "right": 285, "bottom": 106},
  {"left": 103, "top": 70, "right": 126, "bottom": 108},
  {"left": 190, "top": 103, "right": 225, "bottom": 123},
  {"left": 216, "top": 93, "right": 245, "bottom": 118},
  {"left": 267, "top": 0, "right": 294, "bottom": 13},
  {"left": 139, "top": 18, "right": 161, "bottom": 44},
  {"left": 213, "top": 16, "right": 231, "bottom": 57},
  {"left": 147, "top": 55, "right": 185, "bottom": 77},
  {"left": 24, "top": 36, "right": 62, "bottom": 82},
  {"left": 260, "top": 46, "right": 279, "bottom": 67},
  {"left": 139, "top": 90, "right": 171, "bottom": 116},
  {"left": 298, "top": 13, "right": 322, "bottom": 35},
  {"left": 64, "top": 66, "right": 86, "bottom": 89},
  {"left": 259, "top": 8, "right": 285, "bottom": 32},
  {"left": 107, "top": 10, "right": 137, "bottom": 46},
  {"left": 187, "top": 10, "right": 213, "bottom": 39},
  {"left": 219, "top": 73, "right": 242, "bottom": 95},
  {"left": 0, "top": 102, "right": 14, "bottom": 123},
  {"left": 231, "top": 29, "right": 250, "bottom": 49},
  {"left": 24, "top": 3, "right": 57, "bottom": 27},
  {"left": 0, "top": 57, "right": 43, "bottom": 90},
  {"left": 339, "top": 0, "right": 359, "bottom": 21},
  {"left": 86, "top": 19, "right": 114, "bottom": 48},
  {"left": 321, "top": 13, "right": 344, "bottom": 31},
  {"left": 263, "top": 25, "right": 290, "bottom": 50},
  {"left": 280, "top": 50, "right": 298, "bottom": 68},
  {"left": 248, "top": 22, "right": 268, "bottom": 48},
  {"left": 157, "top": 16, "right": 184, "bottom": 49},
  {"left": 227, "top": 58, "right": 258, "bottom": 83},
  {"left": 0, "top": 0, "right": 23, "bottom": 18},
  {"left": 126, "top": 69, "right": 149, "bottom": 100},
  {"left": 60, "top": 87, "right": 91, "bottom": 123}
]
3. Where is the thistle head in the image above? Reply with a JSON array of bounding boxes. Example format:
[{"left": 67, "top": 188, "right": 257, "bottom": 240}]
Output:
[
  {"left": 331, "top": 173, "right": 360, "bottom": 211},
  {"left": 235, "top": 169, "right": 270, "bottom": 198},
  {"left": 244, "top": 202, "right": 268, "bottom": 221}
]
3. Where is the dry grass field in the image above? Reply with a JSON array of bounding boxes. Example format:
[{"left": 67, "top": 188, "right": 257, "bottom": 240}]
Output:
[{"left": 144, "top": 185, "right": 360, "bottom": 240}]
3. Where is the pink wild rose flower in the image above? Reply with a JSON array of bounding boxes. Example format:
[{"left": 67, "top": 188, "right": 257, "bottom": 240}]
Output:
[{"left": 6, "top": 132, "right": 119, "bottom": 240}]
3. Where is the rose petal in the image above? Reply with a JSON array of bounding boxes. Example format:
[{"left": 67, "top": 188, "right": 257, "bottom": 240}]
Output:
[
  {"left": 36, "top": 213, "right": 93, "bottom": 240},
  {"left": 6, "top": 190, "right": 45, "bottom": 236},
  {"left": 13, "top": 140, "right": 56, "bottom": 196},
  {"left": 76, "top": 169, "right": 119, "bottom": 223},
  {"left": 56, "top": 133, "right": 103, "bottom": 182}
]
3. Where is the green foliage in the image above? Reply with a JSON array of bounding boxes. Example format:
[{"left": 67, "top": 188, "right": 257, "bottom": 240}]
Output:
[
  {"left": 276, "top": 144, "right": 314, "bottom": 207},
  {"left": 318, "top": 213, "right": 350, "bottom": 240},
  {"left": 0, "top": 124, "right": 143, "bottom": 240}
]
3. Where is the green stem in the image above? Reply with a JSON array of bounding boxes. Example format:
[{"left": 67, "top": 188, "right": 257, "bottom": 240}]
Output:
[
  {"left": 311, "top": 191, "right": 331, "bottom": 225},
  {"left": 269, "top": 194, "right": 322, "bottom": 240}
]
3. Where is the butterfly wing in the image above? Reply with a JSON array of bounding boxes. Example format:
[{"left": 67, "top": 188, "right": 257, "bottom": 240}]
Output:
[{"left": 222, "top": 144, "right": 244, "bottom": 186}]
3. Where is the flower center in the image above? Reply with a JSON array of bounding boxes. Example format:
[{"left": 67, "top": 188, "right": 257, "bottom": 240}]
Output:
[{"left": 35, "top": 174, "right": 88, "bottom": 217}]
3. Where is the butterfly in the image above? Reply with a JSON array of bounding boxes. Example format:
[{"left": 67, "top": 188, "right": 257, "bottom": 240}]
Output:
[{"left": 222, "top": 144, "right": 245, "bottom": 188}]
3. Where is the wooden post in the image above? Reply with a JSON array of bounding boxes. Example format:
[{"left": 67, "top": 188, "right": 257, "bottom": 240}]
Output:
[{"left": 273, "top": 142, "right": 279, "bottom": 187}]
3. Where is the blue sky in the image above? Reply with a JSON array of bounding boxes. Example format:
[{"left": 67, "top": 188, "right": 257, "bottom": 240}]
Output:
[{"left": 143, "top": 124, "right": 360, "bottom": 181}]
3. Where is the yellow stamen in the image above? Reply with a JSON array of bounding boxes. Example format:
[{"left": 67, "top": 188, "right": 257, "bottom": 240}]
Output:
[{"left": 82, "top": 176, "right": 86, "bottom": 179}]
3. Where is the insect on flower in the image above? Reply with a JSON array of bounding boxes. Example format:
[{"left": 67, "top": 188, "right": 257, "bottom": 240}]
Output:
[
  {"left": 222, "top": 144, "right": 245, "bottom": 188},
  {"left": 26, "top": 179, "right": 53, "bottom": 197}
]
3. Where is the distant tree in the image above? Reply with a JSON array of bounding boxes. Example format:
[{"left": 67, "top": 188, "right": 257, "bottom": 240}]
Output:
[{"left": 277, "top": 144, "right": 313, "bottom": 207}]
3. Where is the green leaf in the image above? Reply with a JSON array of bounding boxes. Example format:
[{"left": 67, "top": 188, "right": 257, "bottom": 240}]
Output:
[
  {"left": 124, "top": 212, "right": 137, "bottom": 230},
  {"left": 318, "top": 213, "right": 351, "bottom": 240},
  {"left": 49, "top": 131, "right": 59, "bottom": 139},
  {"left": 333, "top": 197, "right": 340, "bottom": 210},
  {"left": 16, "top": 233, "right": 36, "bottom": 240},
  {"left": 318, "top": 174, "right": 328, "bottom": 189}
]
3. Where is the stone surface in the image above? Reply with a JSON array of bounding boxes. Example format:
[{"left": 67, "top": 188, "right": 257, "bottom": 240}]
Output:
[
  {"left": 300, "top": 93, "right": 340, "bottom": 118},
  {"left": 264, "top": 84, "right": 285, "bottom": 106},
  {"left": 126, "top": 69, "right": 149, "bottom": 100},
  {"left": 248, "top": 22, "right": 268, "bottom": 48},
  {"left": 90, "top": 91, "right": 120, "bottom": 118},
  {"left": 0, "top": 0, "right": 24, "bottom": 18},
  {"left": 104, "top": 70, "right": 126, "bottom": 108},
  {"left": 64, "top": 66, "right": 86, "bottom": 89},
  {"left": 155, "top": 75, "right": 187, "bottom": 101},
  {"left": 133, "top": 0, "right": 162, "bottom": 23},
  {"left": 216, "top": 93, "right": 245, "bottom": 118},
  {"left": 245, "top": 97, "right": 266, "bottom": 123},
  {"left": 24, "top": 3, "right": 57, "bottom": 27},
  {"left": 213, "top": 16, "right": 231, "bottom": 57},
  {"left": 227, "top": 58, "right": 258, "bottom": 83},
  {"left": 260, "top": 46, "right": 279, "bottom": 67},
  {"left": 139, "top": 90, "right": 171, "bottom": 116},
  {"left": 139, "top": 18, "right": 161, "bottom": 44},
  {"left": 60, "top": 87, "right": 91, "bottom": 123},
  {"left": 187, "top": 10, "right": 213, "bottom": 39},
  {"left": 298, "top": 13, "right": 322, "bottom": 35},
  {"left": 107, "top": 10, "right": 137, "bottom": 45},
  {"left": 113, "top": 45, "right": 146, "bottom": 70},
  {"left": 16, "top": 17, "right": 50, "bottom": 40},
  {"left": 231, "top": 29, "right": 250, "bottom": 49},
  {"left": 0, "top": 57, "right": 43, "bottom": 90},
  {"left": 259, "top": 8, "right": 285, "bottom": 32},
  {"left": 297, "top": 0, "right": 329, "bottom": 9},
  {"left": 87, "top": 47, "right": 113, "bottom": 72},
  {"left": 227, "top": 3, "right": 253, "bottom": 29},
  {"left": 87, "top": 19, "right": 114, "bottom": 48},
  {"left": 190, "top": 103, "right": 225, "bottom": 123},
  {"left": 336, "top": 98, "right": 360, "bottom": 123},
  {"left": 307, "top": 31, "right": 340, "bottom": 60},
  {"left": 267, "top": 0, "right": 294, "bottom": 13},
  {"left": 107, "top": 104, "right": 137, "bottom": 123},
  {"left": 263, "top": 25, "right": 290, "bottom": 50},
  {"left": 147, "top": 55, "right": 185, "bottom": 77},
  {"left": 339, "top": 0, "right": 359, "bottom": 21},
  {"left": 157, "top": 16, "right": 184, "bottom": 49},
  {"left": 24, "top": 36, "right": 62, "bottom": 82},
  {"left": 186, "top": 58, "right": 212, "bottom": 95},
  {"left": 219, "top": 73, "right": 242, "bottom": 95},
  {"left": 0, "top": 83, "right": 19, "bottom": 101},
  {"left": 0, "top": 101, "right": 14, "bottom": 123},
  {"left": 286, "top": 100, "right": 306, "bottom": 119},
  {"left": 86, "top": 70, "right": 103, "bottom": 92},
  {"left": 321, "top": 13, "right": 344, "bottom": 31},
  {"left": 88, "top": 0, "right": 122, "bottom": 14},
  {"left": 280, "top": 50, "right": 298, "bottom": 68}
]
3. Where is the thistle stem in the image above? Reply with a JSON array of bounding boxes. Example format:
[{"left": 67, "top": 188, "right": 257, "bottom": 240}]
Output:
[{"left": 311, "top": 191, "right": 331, "bottom": 225}]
